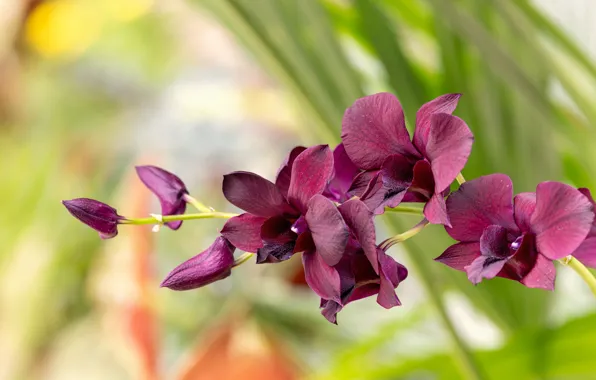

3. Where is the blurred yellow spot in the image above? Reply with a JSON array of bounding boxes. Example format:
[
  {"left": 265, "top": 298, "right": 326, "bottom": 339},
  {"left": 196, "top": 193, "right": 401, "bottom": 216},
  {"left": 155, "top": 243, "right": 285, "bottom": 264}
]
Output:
[
  {"left": 103, "top": 0, "right": 154, "bottom": 22},
  {"left": 25, "top": 1, "right": 103, "bottom": 59}
]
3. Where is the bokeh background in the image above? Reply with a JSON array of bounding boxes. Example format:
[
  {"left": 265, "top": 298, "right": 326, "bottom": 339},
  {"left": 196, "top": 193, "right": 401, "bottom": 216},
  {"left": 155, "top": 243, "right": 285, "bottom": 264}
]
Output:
[{"left": 2, "top": 0, "right": 596, "bottom": 379}]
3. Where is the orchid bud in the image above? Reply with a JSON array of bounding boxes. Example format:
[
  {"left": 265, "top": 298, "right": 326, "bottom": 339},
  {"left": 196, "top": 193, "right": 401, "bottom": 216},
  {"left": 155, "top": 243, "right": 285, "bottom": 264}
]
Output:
[
  {"left": 62, "top": 198, "right": 124, "bottom": 239},
  {"left": 161, "top": 237, "right": 236, "bottom": 290}
]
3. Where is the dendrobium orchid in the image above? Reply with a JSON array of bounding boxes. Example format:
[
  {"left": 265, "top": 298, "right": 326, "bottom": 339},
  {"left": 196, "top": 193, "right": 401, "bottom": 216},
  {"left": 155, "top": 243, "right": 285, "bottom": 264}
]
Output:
[
  {"left": 220, "top": 144, "right": 335, "bottom": 263},
  {"left": 435, "top": 174, "right": 594, "bottom": 289},
  {"left": 341, "top": 93, "right": 472, "bottom": 226},
  {"left": 62, "top": 91, "right": 596, "bottom": 324}
]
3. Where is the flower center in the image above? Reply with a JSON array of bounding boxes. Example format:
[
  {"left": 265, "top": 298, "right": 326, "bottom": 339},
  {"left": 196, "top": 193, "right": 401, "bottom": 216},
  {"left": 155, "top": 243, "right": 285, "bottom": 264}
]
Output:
[
  {"left": 510, "top": 236, "right": 523, "bottom": 250},
  {"left": 291, "top": 216, "right": 308, "bottom": 235}
]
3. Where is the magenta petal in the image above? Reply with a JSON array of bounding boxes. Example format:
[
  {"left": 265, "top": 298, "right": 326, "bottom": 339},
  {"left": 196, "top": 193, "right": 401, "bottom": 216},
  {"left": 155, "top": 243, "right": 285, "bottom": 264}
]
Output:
[
  {"left": 341, "top": 93, "right": 419, "bottom": 170},
  {"left": 497, "top": 233, "right": 537, "bottom": 283},
  {"left": 464, "top": 225, "right": 511, "bottom": 284},
  {"left": 275, "top": 146, "right": 307, "bottom": 199},
  {"left": 480, "top": 225, "right": 510, "bottom": 257},
  {"left": 425, "top": 113, "right": 473, "bottom": 193},
  {"left": 160, "top": 237, "right": 235, "bottom": 290},
  {"left": 305, "top": 195, "right": 349, "bottom": 266},
  {"left": 348, "top": 170, "right": 380, "bottom": 198},
  {"left": 407, "top": 160, "right": 435, "bottom": 201},
  {"left": 435, "top": 242, "right": 481, "bottom": 271},
  {"left": 513, "top": 192, "right": 536, "bottom": 233},
  {"left": 223, "top": 171, "right": 292, "bottom": 218},
  {"left": 320, "top": 300, "right": 343, "bottom": 324},
  {"left": 325, "top": 143, "right": 360, "bottom": 202},
  {"left": 572, "top": 237, "right": 596, "bottom": 268},
  {"left": 303, "top": 251, "right": 342, "bottom": 303},
  {"left": 220, "top": 213, "right": 266, "bottom": 252},
  {"left": 424, "top": 193, "right": 450, "bottom": 226},
  {"left": 520, "top": 254, "right": 556, "bottom": 290},
  {"left": 62, "top": 198, "right": 123, "bottom": 239},
  {"left": 358, "top": 155, "right": 413, "bottom": 214},
  {"left": 256, "top": 216, "right": 296, "bottom": 263},
  {"left": 338, "top": 199, "right": 378, "bottom": 274},
  {"left": 446, "top": 174, "right": 517, "bottom": 242},
  {"left": 287, "top": 145, "right": 334, "bottom": 213},
  {"left": 531, "top": 182, "right": 594, "bottom": 260},
  {"left": 377, "top": 250, "right": 406, "bottom": 308},
  {"left": 135, "top": 165, "right": 188, "bottom": 230},
  {"left": 465, "top": 256, "right": 507, "bottom": 284},
  {"left": 413, "top": 93, "right": 462, "bottom": 154}
]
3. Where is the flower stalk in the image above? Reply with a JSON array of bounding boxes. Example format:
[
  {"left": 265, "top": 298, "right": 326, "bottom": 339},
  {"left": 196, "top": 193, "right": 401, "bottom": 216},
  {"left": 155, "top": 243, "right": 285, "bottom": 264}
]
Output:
[
  {"left": 233, "top": 252, "right": 255, "bottom": 267},
  {"left": 183, "top": 194, "right": 213, "bottom": 213},
  {"left": 456, "top": 172, "right": 466, "bottom": 184},
  {"left": 122, "top": 212, "right": 239, "bottom": 225},
  {"left": 560, "top": 256, "right": 596, "bottom": 297},
  {"left": 380, "top": 218, "right": 429, "bottom": 251},
  {"left": 384, "top": 205, "right": 425, "bottom": 215}
]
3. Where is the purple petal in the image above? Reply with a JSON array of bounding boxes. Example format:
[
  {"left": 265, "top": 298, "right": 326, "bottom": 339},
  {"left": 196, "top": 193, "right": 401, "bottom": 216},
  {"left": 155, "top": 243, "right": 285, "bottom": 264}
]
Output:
[
  {"left": 275, "top": 146, "right": 307, "bottom": 199},
  {"left": 320, "top": 300, "right": 343, "bottom": 324},
  {"left": 465, "top": 256, "right": 508, "bottom": 284},
  {"left": 348, "top": 170, "right": 379, "bottom": 198},
  {"left": 464, "top": 225, "right": 512, "bottom": 284},
  {"left": 413, "top": 93, "right": 462, "bottom": 154},
  {"left": 434, "top": 242, "right": 481, "bottom": 271},
  {"left": 446, "top": 174, "right": 517, "bottom": 242},
  {"left": 220, "top": 213, "right": 266, "bottom": 252},
  {"left": 256, "top": 242, "right": 295, "bottom": 263},
  {"left": 513, "top": 192, "right": 536, "bottom": 233},
  {"left": 325, "top": 144, "right": 361, "bottom": 202},
  {"left": 302, "top": 251, "right": 342, "bottom": 303},
  {"left": 358, "top": 155, "right": 414, "bottom": 214},
  {"left": 531, "top": 182, "right": 594, "bottom": 260},
  {"left": 338, "top": 199, "right": 378, "bottom": 274},
  {"left": 407, "top": 160, "right": 435, "bottom": 201},
  {"left": 341, "top": 93, "right": 420, "bottom": 170},
  {"left": 287, "top": 145, "right": 334, "bottom": 213},
  {"left": 160, "top": 237, "right": 235, "bottom": 290},
  {"left": 256, "top": 216, "right": 297, "bottom": 263},
  {"left": 305, "top": 195, "right": 349, "bottom": 266},
  {"left": 497, "top": 233, "right": 537, "bottom": 283},
  {"left": 294, "top": 230, "right": 316, "bottom": 253},
  {"left": 424, "top": 193, "right": 450, "bottom": 226},
  {"left": 223, "top": 171, "right": 293, "bottom": 218},
  {"left": 135, "top": 165, "right": 188, "bottom": 230},
  {"left": 425, "top": 113, "right": 474, "bottom": 193},
  {"left": 572, "top": 237, "right": 596, "bottom": 269},
  {"left": 480, "top": 225, "right": 510, "bottom": 257},
  {"left": 377, "top": 250, "right": 406, "bottom": 308},
  {"left": 379, "top": 155, "right": 415, "bottom": 208},
  {"left": 520, "top": 254, "right": 556, "bottom": 290},
  {"left": 62, "top": 198, "right": 122, "bottom": 239}
]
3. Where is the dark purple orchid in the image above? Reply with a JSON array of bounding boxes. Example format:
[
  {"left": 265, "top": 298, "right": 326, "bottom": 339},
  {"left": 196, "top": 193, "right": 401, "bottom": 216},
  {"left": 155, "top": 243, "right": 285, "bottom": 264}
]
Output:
[
  {"left": 161, "top": 236, "right": 235, "bottom": 290},
  {"left": 303, "top": 198, "right": 408, "bottom": 323},
  {"left": 571, "top": 188, "right": 596, "bottom": 268},
  {"left": 341, "top": 93, "right": 472, "bottom": 226},
  {"left": 135, "top": 165, "right": 189, "bottom": 230},
  {"left": 62, "top": 198, "right": 124, "bottom": 239},
  {"left": 435, "top": 174, "right": 594, "bottom": 289},
  {"left": 220, "top": 145, "right": 335, "bottom": 263}
]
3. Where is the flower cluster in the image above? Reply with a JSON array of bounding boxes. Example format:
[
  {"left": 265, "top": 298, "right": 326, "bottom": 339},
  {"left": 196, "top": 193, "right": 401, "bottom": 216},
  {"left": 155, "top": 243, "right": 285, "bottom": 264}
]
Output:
[{"left": 63, "top": 92, "right": 596, "bottom": 323}]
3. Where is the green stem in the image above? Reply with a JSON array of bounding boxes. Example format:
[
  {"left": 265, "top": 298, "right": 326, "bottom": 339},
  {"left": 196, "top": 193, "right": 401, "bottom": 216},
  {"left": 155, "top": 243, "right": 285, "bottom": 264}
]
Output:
[
  {"left": 384, "top": 205, "right": 425, "bottom": 215},
  {"left": 233, "top": 252, "right": 255, "bottom": 267},
  {"left": 122, "top": 212, "right": 238, "bottom": 225},
  {"left": 183, "top": 194, "right": 213, "bottom": 213},
  {"left": 456, "top": 172, "right": 466, "bottom": 184},
  {"left": 560, "top": 256, "right": 596, "bottom": 297}
]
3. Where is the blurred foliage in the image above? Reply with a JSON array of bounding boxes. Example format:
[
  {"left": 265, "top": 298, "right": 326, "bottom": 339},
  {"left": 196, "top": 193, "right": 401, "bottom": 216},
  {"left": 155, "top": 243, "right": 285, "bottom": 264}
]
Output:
[{"left": 195, "top": 0, "right": 596, "bottom": 379}]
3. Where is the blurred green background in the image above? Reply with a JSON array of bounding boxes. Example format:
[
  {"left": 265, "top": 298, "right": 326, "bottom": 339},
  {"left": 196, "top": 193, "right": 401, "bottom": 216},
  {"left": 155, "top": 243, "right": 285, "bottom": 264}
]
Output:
[{"left": 1, "top": 0, "right": 596, "bottom": 379}]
